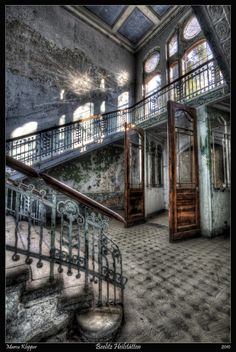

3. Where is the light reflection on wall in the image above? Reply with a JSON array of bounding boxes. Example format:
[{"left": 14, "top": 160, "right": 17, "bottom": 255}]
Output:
[
  {"left": 100, "top": 101, "right": 106, "bottom": 114},
  {"left": 73, "top": 102, "right": 94, "bottom": 121},
  {"left": 59, "top": 114, "right": 66, "bottom": 125},
  {"left": 60, "top": 89, "right": 65, "bottom": 100},
  {"left": 118, "top": 92, "right": 129, "bottom": 129},
  {"left": 118, "top": 91, "right": 129, "bottom": 109},
  {"left": 70, "top": 73, "right": 93, "bottom": 95},
  {"left": 116, "top": 71, "right": 129, "bottom": 87},
  {"left": 11, "top": 121, "right": 38, "bottom": 138},
  {"left": 100, "top": 78, "right": 105, "bottom": 89}
]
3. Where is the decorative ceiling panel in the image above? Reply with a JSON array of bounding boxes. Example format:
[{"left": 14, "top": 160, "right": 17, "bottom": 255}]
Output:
[
  {"left": 150, "top": 5, "right": 171, "bottom": 17},
  {"left": 63, "top": 5, "right": 178, "bottom": 51},
  {"left": 84, "top": 5, "right": 127, "bottom": 27},
  {"left": 118, "top": 8, "right": 154, "bottom": 44}
]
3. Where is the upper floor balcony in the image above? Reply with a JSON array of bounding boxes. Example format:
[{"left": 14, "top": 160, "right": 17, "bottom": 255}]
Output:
[{"left": 6, "top": 58, "right": 229, "bottom": 172}]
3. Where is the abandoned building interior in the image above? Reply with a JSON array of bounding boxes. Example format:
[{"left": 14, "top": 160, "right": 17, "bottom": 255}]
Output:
[{"left": 5, "top": 5, "right": 231, "bottom": 343}]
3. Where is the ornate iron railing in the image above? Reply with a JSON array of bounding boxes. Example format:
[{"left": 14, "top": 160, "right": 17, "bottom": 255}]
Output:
[
  {"left": 6, "top": 58, "right": 226, "bottom": 166},
  {"left": 6, "top": 156, "right": 127, "bottom": 308}
]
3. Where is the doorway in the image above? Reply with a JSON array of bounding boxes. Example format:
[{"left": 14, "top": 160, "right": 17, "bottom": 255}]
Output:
[{"left": 145, "top": 101, "right": 200, "bottom": 242}]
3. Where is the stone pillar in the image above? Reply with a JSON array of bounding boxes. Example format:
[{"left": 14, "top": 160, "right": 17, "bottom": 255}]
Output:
[{"left": 196, "top": 105, "right": 212, "bottom": 237}]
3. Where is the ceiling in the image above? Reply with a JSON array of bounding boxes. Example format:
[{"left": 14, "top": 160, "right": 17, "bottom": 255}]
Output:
[
  {"left": 209, "top": 97, "right": 230, "bottom": 113},
  {"left": 62, "top": 5, "right": 177, "bottom": 52}
]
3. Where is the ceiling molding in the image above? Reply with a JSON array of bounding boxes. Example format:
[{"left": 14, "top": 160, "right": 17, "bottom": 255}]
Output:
[
  {"left": 62, "top": 5, "right": 134, "bottom": 53},
  {"left": 137, "top": 5, "right": 160, "bottom": 25},
  {"left": 62, "top": 5, "right": 191, "bottom": 54},
  {"left": 135, "top": 5, "right": 190, "bottom": 51},
  {"left": 112, "top": 5, "right": 136, "bottom": 32}
]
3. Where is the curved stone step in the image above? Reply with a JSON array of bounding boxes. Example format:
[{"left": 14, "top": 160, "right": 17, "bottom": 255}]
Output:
[
  {"left": 6, "top": 264, "right": 30, "bottom": 287},
  {"left": 76, "top": 306, "right": 123, "bottom": 342},
  {"left": 6, "top": 288, "right": 73, "bottom": 342}
]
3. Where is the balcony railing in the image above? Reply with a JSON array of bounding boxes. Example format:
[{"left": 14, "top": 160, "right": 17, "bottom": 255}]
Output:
[
  {"left": 6, "top": 59, "right": 226, "bottom": 167},
  {"left": 6, "top": 155, "right": 127, "bottom": 308}
]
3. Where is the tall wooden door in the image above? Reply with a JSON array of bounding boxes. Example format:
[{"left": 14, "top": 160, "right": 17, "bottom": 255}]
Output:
[
  {"left": 124, "top": 122, "right": 145, "bottom": 227},
  {"left": 168, "top": 101, "right": 200, "bottom": 241}
]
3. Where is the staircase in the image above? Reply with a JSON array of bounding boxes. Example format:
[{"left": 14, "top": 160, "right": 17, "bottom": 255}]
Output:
[
  {"left": 5, "top": 57, "right": 228, "bottom": 341},
  {"left": 5, "top": 157, "right": 127, "bottom": 342},
  {"left": 6, "top": 58, "right": 227, "bottom": 180}
]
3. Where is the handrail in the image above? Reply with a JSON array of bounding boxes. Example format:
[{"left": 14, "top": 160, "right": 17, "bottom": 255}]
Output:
[
  {"left": 6, "top": 155, "right": 126, "bottom": 225},
  {"left": 6, "top": 58, "right": 218, "bottom": 142}
]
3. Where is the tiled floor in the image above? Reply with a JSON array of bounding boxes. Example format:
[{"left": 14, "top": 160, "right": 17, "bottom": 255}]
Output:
[
  {"left": 6, "top": 212, "right": 231, "bottom": 343},
  {"left": 108, "top": 212, "right": 231, "bottom": 343}
]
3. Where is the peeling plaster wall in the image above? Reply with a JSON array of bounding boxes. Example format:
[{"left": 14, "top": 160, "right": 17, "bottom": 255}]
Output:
[
  {"left": 208, "top": 107, "right": 230, "bottom": 236},
  {"left": 47, "top": 144, "right": 124, "bottom": 209},
  {"left": 5, "top": 5, "right": 135, "bottom": 139},
  {"left": 197, "top": 106, "right": 213, "bottom": 237},
  {"left": 197, "top": 105, "right": 230, "bottom": 237},
  {"left": 211, "top": 191, "right": 230, "bottom": 236}
]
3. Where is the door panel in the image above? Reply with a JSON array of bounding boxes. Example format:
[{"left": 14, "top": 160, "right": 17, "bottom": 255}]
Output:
[
  {"left": 124, "top": 123, "right": 145, "bottom": 227},
  {"left": 168, "top": 101, "right": 200, "bottom": 241}
]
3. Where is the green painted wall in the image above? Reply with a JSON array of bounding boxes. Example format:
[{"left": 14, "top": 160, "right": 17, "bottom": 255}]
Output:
[{"left": 48, "top": 144, "right": 125, "bottom": 209}]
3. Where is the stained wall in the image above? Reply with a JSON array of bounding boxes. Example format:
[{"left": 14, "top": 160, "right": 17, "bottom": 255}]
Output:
[
  {"left": 6, "top": 5, "right": 135, "bottom": 139},
  {"left": 47, "top": 144, "right": 125, "bottom": 209}
]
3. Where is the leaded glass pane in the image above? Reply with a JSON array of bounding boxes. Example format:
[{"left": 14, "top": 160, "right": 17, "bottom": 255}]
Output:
[
  {"left": 168, "top": 34, "right": 178, "bottom": 57},
  {"left": 145, "top": 74, "right": 161, "bottom": 95},
  {"left": 183, "top": 16, "right": 201, "bottom": 40},
  {"left": 170, "top": 62, "right": 179, "bottom": 82},
  {"left": 182, "top": 41, "right": 213, "bottom": 73},
  {"left": 144, "top": 52, "right": 160, "bottom": 73}
]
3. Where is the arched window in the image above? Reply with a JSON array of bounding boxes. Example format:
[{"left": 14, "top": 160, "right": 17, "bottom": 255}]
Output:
[
  {"left": 183, "top": 16, "right": 201, "bottom": 40},
  {"left": 169, "top": 62, "right": 179, "bottom": 82},
  {"left": 168, "top": 34, "right": 178, "bottom": 57},
  {"left": 210, "top": 115, "right": 231, "bottom": 190},
  {"left": 182, "top": 40, "right": 213, "bottom": 74},
  {"left": 145, "top": 74, "right": 161, "bottom": 96},
  {"left": 144, "top": 51, "right": 160, "bottom": 74},
  {"left": 144, "top": 50, "right": 161, "bottom": 97},
  {"left": 143, "top": 50, "right": 161, "bottom": 116}
]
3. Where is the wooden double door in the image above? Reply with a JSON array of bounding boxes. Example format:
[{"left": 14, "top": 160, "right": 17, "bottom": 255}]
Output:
[
  {"left": 124, "top": 101, "right": 200, "bottom": 241},
  {"left": 168, "top": 101, "right": 200, "bottom": 241},
  {"left": 124, "top": 122, "right": 145, "bottom": 228}
]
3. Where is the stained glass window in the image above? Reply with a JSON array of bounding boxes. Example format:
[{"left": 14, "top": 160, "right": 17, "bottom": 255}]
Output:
[
  {"left": 182, "top": 40, "right": 213, "bottom": 74},
  {"left": 145, "top": 74, "right": 161, "bottom": 95},
  {"left": 170, "top": 62, "right": 179, "bottom": 82},
  {"left": 144, "top": 52, "right": 160, "bottom": 73},
  {"left": 168, "top": 34, "right": 178, "bottom": 57},
  {"left": 183, "top": 16, "right": 201, "bottom": 40}
]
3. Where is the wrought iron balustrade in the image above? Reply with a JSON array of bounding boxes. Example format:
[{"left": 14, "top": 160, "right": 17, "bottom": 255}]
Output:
[
  {"left": 6, "top": 156, "right": 127, "bottom": 308},
  {"left": 6, "top": 59, "right": 226, "bottom": 167}
]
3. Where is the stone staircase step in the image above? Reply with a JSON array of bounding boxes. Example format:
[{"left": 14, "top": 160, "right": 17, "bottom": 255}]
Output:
[
  {"left": 6, "top": 290, "right": 73, "bottom": 342},
  {"left": 6, "top": 264, "right": 30, "bottom": 287},
  {"left": 76, "top": 306, "right": 123, "bottom": 342},
  {"left": 5, "top": 213, "right": 125, "bottom": 342},
  {"left": 22, "top": 275, "right": 64, "bottom": 304},
  {"left": 58, "top": 283, "right": 94, "bottom": 311}
]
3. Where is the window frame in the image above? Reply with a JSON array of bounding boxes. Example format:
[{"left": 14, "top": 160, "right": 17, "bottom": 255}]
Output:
[
  {"left": 146, "top": 140, "right": 163, "bottom": 188},
  {"left": 182, "top": 15, "right": 202, "bottom": 41}
]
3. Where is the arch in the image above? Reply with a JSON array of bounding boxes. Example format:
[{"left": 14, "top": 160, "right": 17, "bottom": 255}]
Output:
[
  {"left": 183, "top": 15, "right": 201, "bottom": 41},
  {"left": 181, "top": 39, "right": 213, "bottom": 74}
]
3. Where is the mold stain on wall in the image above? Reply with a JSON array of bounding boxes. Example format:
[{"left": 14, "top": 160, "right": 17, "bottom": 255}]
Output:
[{"left": 47, "top": 144, "right": 125, "bottom": 208}]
